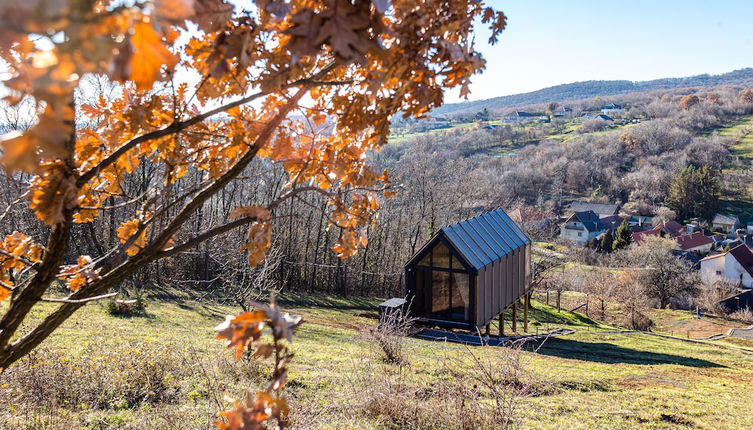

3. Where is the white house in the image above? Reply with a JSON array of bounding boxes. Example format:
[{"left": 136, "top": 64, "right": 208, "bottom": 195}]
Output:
[
  {"left": 601, "top": 103, "right": 624, "bottom": 117},
  {"left": 560, "top": 210, "right": 606, "bottom": 246},
  {"left": 552, "top": 106, "right": 573, "bottom": 118},
  {"left": 712, "top": 214, "right": 740, "bottom": 233},
  {"left": 699, "top": 244, "right": 753, "bottom": 288},
  {"left": 503, "top": 111, "right": 541, "bottom": 122}
]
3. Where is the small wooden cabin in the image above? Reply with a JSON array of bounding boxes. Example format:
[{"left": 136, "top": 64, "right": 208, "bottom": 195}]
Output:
[{"left": 405, "top": 209, "right": 531, "bottom": 332}]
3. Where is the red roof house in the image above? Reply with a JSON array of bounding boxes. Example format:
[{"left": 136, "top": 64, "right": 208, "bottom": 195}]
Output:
[{"left": 674, "top": 231, "right": 713, "bottom": 253}]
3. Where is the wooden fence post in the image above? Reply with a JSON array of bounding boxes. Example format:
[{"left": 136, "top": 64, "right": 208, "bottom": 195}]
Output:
[{"left": 557, "top": 290, "right": 561, "bottom": 312}]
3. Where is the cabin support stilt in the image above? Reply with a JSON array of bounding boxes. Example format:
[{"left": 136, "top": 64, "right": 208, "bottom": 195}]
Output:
[
  {"left": 485, "top": 323, "right": 490, "bottom": 336},
  {"left": 499, "top": 312, "right": 504, "bottom": 336},
  {"left": 511, "top": 300, "right": 517, "bottom": 333},
  {"left": 524, "top": 292, "right": 530, "bottom": 333}
]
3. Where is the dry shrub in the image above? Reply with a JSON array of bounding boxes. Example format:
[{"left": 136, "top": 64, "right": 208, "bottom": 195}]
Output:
[
  {"left": 347, "top": 338, "right": 540, "bottom": 430},
  {"left": 2, "top": 343, "right": 182, "bottom": 410},
  {"left": 730, "top": 307, "right": 753, "bottom": 324},
  {"left": 695, "top": 282, "right": 738, "bottom": 315},
  {"left": 362, "top": 303, "right": 417, "bottom": 365},
  {"left": 0, "top": 342, "right": 265, "bottom": 413}
]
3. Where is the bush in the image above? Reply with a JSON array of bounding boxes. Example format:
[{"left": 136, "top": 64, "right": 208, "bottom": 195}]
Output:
[
  {"left": 106, "top": 298, "right": 146, "bottom": 317},
  {"left": 347, "top": 339, "right": 541, "bottom": 430},
  {"left": 2, "top": 344, "right": 180, "bottom": 410},
  {"left": 730, "top": 307, "right": 753, "bottom": 324},
  {"left": 362, "top": 302, "right": 416, "bottom": 365}
]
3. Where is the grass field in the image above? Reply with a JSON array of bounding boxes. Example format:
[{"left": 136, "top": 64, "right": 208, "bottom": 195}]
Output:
[
  {"left": 714, "top": 115, "right": 753, "bottom": 162},
  {"left": 2, "top": 294, "right": 753, "bottom": 429}
]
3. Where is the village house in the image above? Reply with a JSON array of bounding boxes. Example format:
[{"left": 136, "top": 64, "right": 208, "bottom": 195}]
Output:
[
  {"left": 656, "top": 221, "right": 687, "bottom": 237},
  {"left": 700, "top": 244, "right": 753, "bottom": 288},
  {"left": 566, "top": 201, "right": 619, "bottom": 218},
  {"left": 560, "top": 210, "right": 606, "bottom": 246},
  {"left": 591, "top": 113, "right": 614, "bottom": 123},
  {"left": 712, "top": 214, "right": 740, "bottom": 234},
  {"left": 599, "top": 214, "right": 624, "bottom": 235},
  {"left": 503, "top": 111, "right": 542, "bottom": 123},
  {"left": 674, "top": 231, "right": 714, "bottom": 254},
  {"left": 552, "top": 106, "right": 573, "bottom": 118},
  {"left": 508, "top": 206, "right": 557, "bottom": 231},
  {"left": 601, "top": 103, "right": 624, "bottom": 117},
  {"left": 631, "top": 221, "right": 696, "bottom": 244}
]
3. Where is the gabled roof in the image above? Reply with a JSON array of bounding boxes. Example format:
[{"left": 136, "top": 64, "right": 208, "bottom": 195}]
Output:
[
  {"left": 510, "top": 111, "right": 537, "bottom": 118},
  {"left": 406, "top": 208, "right": 531, "bottom": 272},
  {"left": 508, "top": 206, "right": 557, "bottom": 223},
  {"left": 600, "top": 215, "right": 624, "bottom": 229},
  {"left": 675, "top": 231, "right": 713, "bottom": 250},
  {"left": 657, "top": 221, "right": 686, "bottom": 237},
  {"left": 602, "top": 103, "right": 622, "bottom": 109},
  {"left": 564, "top": 210, "right": 606, "bottom": 233},
  {"left": 632, "top": 227, "right": 661, "bottom": 244},
  {"left": 567, "top": 201, "right": 619, "bottom": 216},
  {"left": 713, "top": 214, "right": 740, "bottom": 225},
  {"left": 729, "top": 245, "right": 753, "bottom": 278},
  {"left": 594, "top": 114, "right": 614, "bottom": 121}
]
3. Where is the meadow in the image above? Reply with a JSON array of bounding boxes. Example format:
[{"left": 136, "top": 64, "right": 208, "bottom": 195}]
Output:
[{"left": 2, "top": 294, "right": 753, "bottom": 429}]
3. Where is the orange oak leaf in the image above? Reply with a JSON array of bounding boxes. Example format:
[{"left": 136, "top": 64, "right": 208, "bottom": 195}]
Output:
[
  {"left": 214, "top": 310, "right": 267, "bottom": 359},
  {"left": 127, "top": 21, "right": 179, "bottom": 91},
  {"left": 116, "top": 218, "right": 148, "bottom": 256},
  {"left": 0, "top": 286, "right": 10, "bottom": 302}
]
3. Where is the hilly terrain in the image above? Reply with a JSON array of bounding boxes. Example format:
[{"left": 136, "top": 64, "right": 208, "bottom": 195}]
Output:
[{"left": 435, "top": 68, "right": 753, "bottom": 116}]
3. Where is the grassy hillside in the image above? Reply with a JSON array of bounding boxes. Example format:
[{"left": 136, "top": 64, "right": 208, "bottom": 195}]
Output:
[
  {"left": 433, "top": 68, "right": 753, "bottom": 116},
  {"left": 3, "top": 295, "right": 753, "bottom": 429}
]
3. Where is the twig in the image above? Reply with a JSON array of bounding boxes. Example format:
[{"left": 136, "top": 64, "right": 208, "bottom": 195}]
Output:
[{"left": 40, "top": 292, "right": 118, "bottom": 304}]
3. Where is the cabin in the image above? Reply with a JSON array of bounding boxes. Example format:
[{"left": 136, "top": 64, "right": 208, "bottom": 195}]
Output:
[{"left": 404, "top": 209, "right": 531, "bottom": 333}]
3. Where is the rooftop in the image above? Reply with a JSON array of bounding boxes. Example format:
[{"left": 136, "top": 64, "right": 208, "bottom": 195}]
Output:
[{"left": 437, "top": 208, "right": 531, "bottom": 271}]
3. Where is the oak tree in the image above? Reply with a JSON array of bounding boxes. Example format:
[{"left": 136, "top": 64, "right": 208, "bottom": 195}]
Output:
[
  {"left": 0, "top": 0, "right": 506, "bottom": 427},
  {"left": 678, "top": 94, "right": 699, "bottom": 110}
]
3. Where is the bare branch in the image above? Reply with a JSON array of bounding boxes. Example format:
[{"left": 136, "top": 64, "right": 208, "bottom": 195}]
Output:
[{"left": 40, "top": 292, "right": 118, "bottom": 304}]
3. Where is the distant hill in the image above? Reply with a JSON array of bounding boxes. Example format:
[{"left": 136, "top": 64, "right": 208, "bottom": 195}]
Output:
[{"left": 435, "top": 68, "right": 753, "bottom": 116}]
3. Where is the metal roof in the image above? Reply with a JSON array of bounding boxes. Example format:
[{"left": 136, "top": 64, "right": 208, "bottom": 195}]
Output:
[{"left": 439, "top": 208, "right": 530, "bottom": 271}]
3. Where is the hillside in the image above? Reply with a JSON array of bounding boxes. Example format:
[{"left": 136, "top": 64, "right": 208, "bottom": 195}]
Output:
[
  {"left": 3, "top": 295, "right": 753, "bottom": 429},
  {"left": 434, "top": 68, "right": 753, "bottom": 116}
]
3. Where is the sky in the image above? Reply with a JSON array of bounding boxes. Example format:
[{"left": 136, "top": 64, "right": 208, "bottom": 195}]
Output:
[{"left": 446, "top": 0, "right": 753, "bottom": 103}]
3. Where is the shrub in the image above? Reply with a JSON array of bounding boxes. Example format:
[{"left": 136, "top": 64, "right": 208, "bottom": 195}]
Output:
[
  {"left": 730, "top": 307, "right": 753, "bottom": 324},
  {"left": 106, "top": 298, "right": 146, "bottom": 317},
  {"left": 1, "top": 343, "right": 182, "bottom": 410},
  {"left": 362, "top": 302, "right": 416, "bottom": 365}
]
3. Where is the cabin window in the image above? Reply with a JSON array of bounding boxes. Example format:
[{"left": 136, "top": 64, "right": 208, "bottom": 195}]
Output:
[
  {"left": 426, "top": 270, "right": 469, "bottom": 321},
  {"left": 432, "top": 242, "right": 451, "bottom": 268},
  {"left": 450, "top": 272, "right": 470, "bottom": 321},
  {"left": 410, "top": 239, "right": 471, "bottom": 323}
]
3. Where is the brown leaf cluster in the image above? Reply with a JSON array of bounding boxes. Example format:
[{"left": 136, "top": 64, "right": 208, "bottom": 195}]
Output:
[
  {"left": 214, "top": 297, "right": 302, "bottom": 429},
  {"left": 0, "top": 232, "right": 42, "bottom": 297}
]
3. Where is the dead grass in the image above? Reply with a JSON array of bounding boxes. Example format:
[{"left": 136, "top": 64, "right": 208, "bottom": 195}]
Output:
[{"left": 3, "top": 294, "right": 753, "bottom": 429}]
